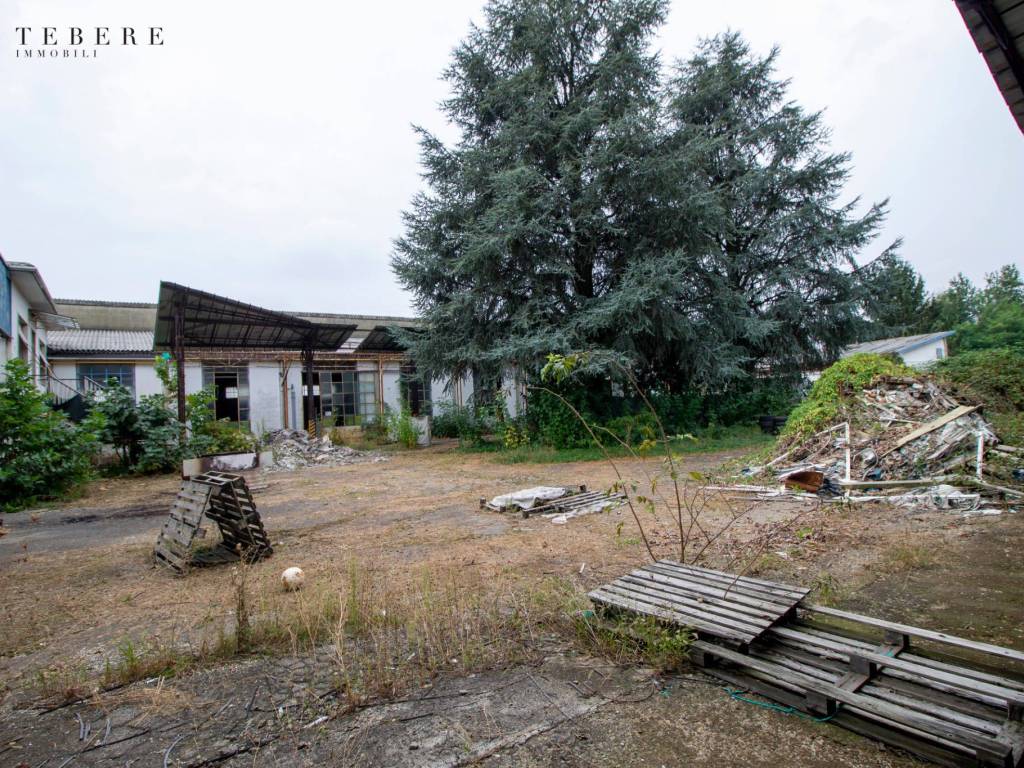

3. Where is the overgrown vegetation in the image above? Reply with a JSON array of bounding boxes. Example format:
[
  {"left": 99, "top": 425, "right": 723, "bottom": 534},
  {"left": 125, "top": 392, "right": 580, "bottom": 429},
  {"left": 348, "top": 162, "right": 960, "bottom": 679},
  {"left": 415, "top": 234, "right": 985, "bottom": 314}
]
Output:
[
  {"left": 781, "top": 353, "right": 914, "bottom": 441},
  {"left": 574, "top": 612, "right": 693, "bottom": 672},
  {"left": 88, "top": 357, "right": 256, "bottom": 475},
  {"left": 31, "top": 562, "right": 592, "bottom": 705},
  {"left": 935, "top": 348, "right": 1024, "bottom": 445},
  {"left": 0, "top": 360, "right": 99, "bottom": 512}
]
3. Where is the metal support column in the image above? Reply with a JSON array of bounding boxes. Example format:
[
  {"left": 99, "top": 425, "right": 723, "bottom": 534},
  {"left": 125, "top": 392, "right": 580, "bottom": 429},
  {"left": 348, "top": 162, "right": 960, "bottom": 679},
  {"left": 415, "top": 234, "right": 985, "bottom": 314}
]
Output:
[
  {"left": 301, "top": 345, "right": 315, "bottom": 437},
  {"left": 173, "top": 303, "right": 186, "bottom": 426}
]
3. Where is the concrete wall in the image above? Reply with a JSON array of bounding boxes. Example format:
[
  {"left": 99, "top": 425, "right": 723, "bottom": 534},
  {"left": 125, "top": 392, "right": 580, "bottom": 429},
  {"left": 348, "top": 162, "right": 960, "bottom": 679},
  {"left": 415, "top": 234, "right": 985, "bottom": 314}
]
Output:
[{"left": 135, "top": 363, "right": 164, "bottom": 399}]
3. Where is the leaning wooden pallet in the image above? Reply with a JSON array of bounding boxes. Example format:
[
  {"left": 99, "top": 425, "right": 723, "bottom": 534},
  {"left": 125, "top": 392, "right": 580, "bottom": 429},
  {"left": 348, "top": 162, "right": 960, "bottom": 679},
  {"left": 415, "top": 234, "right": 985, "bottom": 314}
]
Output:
[
  {"left": 590, "top": 563, "right": 1024, "bottom": 767},
  {"left": 154, "top": 471, "right": 273, "bottom": 573}
]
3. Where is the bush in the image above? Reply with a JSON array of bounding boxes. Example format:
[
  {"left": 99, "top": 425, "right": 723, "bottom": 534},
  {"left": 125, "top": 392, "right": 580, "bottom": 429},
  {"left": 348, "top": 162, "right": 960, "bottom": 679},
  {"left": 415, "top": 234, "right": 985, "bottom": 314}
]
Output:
[
  {"left": 0, "top": 360, "right": 99, "bottom": 511},
  {"left": 527, "top": 387, "right": 595, "bottom": 449},
  {"left": 602, "top": 412, "right": 657, "bottom": 445},
  {"left": 432, "top": 402, "right": 488, "bottom": 443},
  {"left": 936, "top": 347, "right": 1024, "bottom": 444},
  {"left": 782, "top": 353, "right": 913, "bottom": 440},
  {"left": 385, "top": 405, "right": 421, "bottom": 448}
]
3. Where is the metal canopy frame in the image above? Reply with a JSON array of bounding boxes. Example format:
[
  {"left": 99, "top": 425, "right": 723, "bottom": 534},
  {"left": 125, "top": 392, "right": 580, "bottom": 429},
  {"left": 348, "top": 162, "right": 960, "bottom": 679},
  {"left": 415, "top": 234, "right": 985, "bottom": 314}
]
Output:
[
  {"left": 956, "top": 0, "right": 1024, "bottom": 133},
  {"left": 354, "top": 325, "right": 407, "bottom": 353},
  {"left": 153, "top": 281, "right": 357, "bottom": 427}
]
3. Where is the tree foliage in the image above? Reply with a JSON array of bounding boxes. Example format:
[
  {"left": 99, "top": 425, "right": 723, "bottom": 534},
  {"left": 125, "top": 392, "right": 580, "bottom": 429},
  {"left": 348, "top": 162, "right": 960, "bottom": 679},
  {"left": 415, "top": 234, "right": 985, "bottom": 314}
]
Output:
[
  {"left": 860, "top": 247, "right": 927, "bottom": 339},
  {"left": 393, "top": 1, "right": 886, "bottom": 393}
]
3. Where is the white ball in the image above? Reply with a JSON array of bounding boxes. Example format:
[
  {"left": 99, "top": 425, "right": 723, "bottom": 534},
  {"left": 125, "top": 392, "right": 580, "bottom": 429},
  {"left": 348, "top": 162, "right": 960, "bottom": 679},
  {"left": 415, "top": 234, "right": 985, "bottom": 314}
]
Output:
[{"left": 281, "top": 566, "right": 305, "bottom": 591}]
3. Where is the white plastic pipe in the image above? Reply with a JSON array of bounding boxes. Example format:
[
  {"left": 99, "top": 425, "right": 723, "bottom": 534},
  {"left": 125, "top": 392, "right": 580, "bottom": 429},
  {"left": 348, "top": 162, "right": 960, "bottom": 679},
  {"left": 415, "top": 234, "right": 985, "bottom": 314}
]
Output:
[
  {"left": 844, "top": 422, "right": 851, "bottom": 483},
  {"left": 976, "top": 433, "right": 984, "bottom": 479}
]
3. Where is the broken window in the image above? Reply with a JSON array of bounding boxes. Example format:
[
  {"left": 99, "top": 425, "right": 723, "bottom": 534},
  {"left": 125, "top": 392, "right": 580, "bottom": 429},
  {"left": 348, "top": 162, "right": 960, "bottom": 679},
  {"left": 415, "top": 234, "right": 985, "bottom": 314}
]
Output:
[
  {"left": 400, "top": 364, "right": 431, "bottom": 417},
  {"left": 202, "top": 365, "right": 250, "bottom": 425}
]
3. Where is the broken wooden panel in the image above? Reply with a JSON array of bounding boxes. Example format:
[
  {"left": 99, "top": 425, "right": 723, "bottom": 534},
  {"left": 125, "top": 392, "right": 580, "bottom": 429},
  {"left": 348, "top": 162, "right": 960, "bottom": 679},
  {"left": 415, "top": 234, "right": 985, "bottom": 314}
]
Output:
[
  {"left": 588, "top": 562, "right": 809, "bottom": 645},
  {"left": 592, "top": 563, "right": 1024, "bottom": 766},
  {"left": 153, "top": 471, "right": 272, "bottom": 573}
]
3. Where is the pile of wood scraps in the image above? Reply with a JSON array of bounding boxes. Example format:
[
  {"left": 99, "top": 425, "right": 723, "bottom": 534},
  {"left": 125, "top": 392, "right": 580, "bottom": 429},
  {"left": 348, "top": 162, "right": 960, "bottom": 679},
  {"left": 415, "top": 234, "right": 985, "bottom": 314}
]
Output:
[
  {"left": 481, "top": 485, "right": 626, "bottom": 523},
  {"left": 590, "top": 563, "right": 1024, "bottom": 767}
]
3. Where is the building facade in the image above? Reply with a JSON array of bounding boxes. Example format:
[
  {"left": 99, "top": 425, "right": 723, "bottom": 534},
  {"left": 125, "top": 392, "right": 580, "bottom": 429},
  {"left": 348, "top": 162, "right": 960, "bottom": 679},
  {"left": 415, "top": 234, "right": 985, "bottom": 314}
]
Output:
[
  {"left": 45, "top": 297, "right": 500, "bottom": 437},
  {"left": 0, "top": 257, "right": 70, "bottom": 385}
]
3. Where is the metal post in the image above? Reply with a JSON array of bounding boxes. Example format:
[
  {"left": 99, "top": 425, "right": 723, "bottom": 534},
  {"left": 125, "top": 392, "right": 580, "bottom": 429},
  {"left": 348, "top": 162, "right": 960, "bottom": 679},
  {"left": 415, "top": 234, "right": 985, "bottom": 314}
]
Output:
[
  {"left": 173, "top": 304, "right": 186, "bottom": 426},
  {"left": 302, "top": 345, "right": 315, "bottom": 437}
]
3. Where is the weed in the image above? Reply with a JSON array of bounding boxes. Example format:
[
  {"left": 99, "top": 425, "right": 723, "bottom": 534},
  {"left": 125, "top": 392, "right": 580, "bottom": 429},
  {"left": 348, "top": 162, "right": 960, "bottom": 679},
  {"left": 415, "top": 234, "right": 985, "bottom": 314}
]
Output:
[
  {"left": 812, "top": 572, "right": 842, "bottom": 606},
  {"left": 574, "top": 610, "right": 693, "bottom": 672},
  {"left": 881, "top": 544, "right": 937, "bottom": 574}
]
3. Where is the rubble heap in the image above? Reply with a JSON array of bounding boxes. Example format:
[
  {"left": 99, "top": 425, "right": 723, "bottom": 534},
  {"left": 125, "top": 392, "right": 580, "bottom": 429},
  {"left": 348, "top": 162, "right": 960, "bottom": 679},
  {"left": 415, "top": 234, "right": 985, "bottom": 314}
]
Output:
[
  {"left": 775, "top": 376, "right": 999, "bottom": 482},
  {"left": 262, "top": 429, "right": 387, "bottom": 472}
]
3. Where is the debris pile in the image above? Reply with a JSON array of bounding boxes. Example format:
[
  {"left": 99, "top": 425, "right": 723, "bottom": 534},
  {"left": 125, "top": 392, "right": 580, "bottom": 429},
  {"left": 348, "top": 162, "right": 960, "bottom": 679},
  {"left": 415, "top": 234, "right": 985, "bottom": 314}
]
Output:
[
  {"left": 773, "top": 377, "right": 997, "bottom": 482},
  {"left": 742, "top": 373, "right": 1023, "bottom": 511},
  {"left": 262, "top": 429, "right": 387, "bottom": 472},
  {"left": 482, "top": 485, "right": 627, "bottom": 523}
]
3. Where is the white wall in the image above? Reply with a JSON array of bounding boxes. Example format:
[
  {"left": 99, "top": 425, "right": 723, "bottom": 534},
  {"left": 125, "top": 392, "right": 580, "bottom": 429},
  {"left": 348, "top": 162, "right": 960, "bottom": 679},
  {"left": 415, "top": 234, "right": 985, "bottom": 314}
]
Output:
[
  {"left": 247, "top": 362, "right": 283, "bottom": 435},
  {"left": 7, "top": 282, "right": 48, "bottom": 382},
  {"left": 135, "top": 362, "right": 163, "bottom": 399},
  {"left": 901, "top": 341, "right": 947, "bottom": 367}
]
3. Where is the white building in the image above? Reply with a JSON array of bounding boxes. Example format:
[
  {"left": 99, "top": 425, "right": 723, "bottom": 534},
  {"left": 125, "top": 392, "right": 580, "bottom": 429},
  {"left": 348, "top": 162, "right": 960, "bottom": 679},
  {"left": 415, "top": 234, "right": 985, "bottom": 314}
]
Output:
[
  {"left": 45, "top": 291, "right": 500, "bottom": 438},
  {"left": 841, "top": 331, "right": 955, "bottom": 367},
  {"left": 0, "top": 256, "right": 75, "bottom": 386}
]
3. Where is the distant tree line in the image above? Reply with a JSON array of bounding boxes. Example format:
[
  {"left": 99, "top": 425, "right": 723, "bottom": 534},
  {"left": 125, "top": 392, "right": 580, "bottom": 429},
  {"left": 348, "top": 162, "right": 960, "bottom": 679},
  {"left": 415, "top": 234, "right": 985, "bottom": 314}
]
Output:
[{"left": 861, "top": 258, "right": 1024, "bottom": 354}]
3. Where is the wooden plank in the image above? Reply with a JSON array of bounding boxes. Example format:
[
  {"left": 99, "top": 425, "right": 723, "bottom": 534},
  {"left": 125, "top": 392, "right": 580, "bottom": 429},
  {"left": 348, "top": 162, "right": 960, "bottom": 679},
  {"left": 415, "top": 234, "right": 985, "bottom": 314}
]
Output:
[
  {"left": 692, "top": 640, "right": 1012, "bottom": 760},
  {"left": 804, "top": 605, "right": 1024, "bottom": 664},
  {"left": 796, "top": 624, "right": 1024, "bottom": 692},
  {"left": 655, "top": 560, "right": 809, "bottom": 601},
  {"left": 630, "top": 566, "right": 798, "bottom": 614},
  {"left": 771, "top": 626, "right": 1024, "bottom": 716},
  {"left": 588, "top": 589, "right": 751, "bottom": 643},
  {"left": 598, "top": 583, "right": 768, "bottom": 636},
  {"left": 880, "top": 405, "right": 980, "bottom": 458},
  {"left": 617, "top": 574, "right": 779, "bottom": 622}
]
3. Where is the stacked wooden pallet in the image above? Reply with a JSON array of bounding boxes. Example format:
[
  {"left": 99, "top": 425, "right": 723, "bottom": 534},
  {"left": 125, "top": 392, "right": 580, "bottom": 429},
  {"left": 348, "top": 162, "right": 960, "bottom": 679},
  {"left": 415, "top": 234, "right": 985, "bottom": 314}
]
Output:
[
  {"left": 590, "top": 563, "right": 1024, "bottom": 767},
  {"left": 154, "top": 471, "right": 273, "bottom": 573}
]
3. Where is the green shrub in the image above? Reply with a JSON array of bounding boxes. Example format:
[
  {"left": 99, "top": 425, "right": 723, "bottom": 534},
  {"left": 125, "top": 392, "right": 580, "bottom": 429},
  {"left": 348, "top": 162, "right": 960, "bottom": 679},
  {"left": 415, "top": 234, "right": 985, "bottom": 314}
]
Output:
[
  {"left": 0, "top": 360, "right": 99, "bottom": 511},
  {"left": 385, "top": 405, "right": 421, "bottom": 448},
  {"left": 527, "top": 387, "right": 594, "bottom": 449},
  {"left": 432, "top": 401, "right": 488, "bottom": 443},
  {"left": 782, "top": 353, "right": 913, "bottom": 441},
  {"left": 936, "top": 348, "right": 1024, "bottom": 444},
  {"left": 602, "top": 412, "right": 657, "bottom": 445}
]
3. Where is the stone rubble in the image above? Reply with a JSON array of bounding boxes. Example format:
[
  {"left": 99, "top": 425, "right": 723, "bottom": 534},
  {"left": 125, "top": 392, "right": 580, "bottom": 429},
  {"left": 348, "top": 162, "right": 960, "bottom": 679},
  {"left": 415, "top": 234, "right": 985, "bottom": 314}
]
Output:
[{"left": 261, "top": 428, "right": 388, "bottom": 472}]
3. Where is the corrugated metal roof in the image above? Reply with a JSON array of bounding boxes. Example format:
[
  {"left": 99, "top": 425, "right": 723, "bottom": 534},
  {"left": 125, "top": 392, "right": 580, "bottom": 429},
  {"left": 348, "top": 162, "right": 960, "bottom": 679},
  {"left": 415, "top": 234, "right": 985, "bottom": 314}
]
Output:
[
  {"left": 956, "top": 0, "right": 1024, "bottom": 133},
  {"left": 49, "top": 329, "right": 154, "bottom": 354},
  {"left": 842, "top": 331, "right": 955, "bottom": 357}
]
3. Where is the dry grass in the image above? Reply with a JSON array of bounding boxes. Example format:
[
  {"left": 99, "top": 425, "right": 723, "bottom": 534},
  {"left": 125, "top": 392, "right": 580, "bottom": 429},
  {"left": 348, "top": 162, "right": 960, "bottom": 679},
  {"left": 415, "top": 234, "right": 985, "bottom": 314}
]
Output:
[{"left": 880, "top": 544, "right": 938, "bottom": 574}]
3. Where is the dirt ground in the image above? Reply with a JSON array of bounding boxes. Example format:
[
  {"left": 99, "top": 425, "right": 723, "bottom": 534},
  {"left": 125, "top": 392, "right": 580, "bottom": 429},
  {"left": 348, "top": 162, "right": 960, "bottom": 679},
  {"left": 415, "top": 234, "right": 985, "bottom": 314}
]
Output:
[{"left": 1, "top": 444, "right": 1021, "bottom": 767}]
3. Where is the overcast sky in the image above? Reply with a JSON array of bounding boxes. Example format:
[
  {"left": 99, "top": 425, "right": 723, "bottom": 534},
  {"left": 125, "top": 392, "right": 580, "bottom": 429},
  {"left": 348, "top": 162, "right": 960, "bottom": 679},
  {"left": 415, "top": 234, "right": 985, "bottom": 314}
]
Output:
[{"left": 1, "top": 0, "right": 1021, "bottom": 316}]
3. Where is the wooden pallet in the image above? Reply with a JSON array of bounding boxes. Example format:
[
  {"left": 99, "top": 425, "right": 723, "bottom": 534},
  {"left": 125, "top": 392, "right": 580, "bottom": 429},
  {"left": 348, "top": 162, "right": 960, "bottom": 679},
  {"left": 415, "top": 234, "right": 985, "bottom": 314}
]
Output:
[
  {"left": 154, "top": 471, "right": 273, "bottom": 573},
  {"left": 589, "top": 561, "right": 809, "bottom": 646},
  {"left": 590, "top": 564, "right": 1024, "bottom": 766}
]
